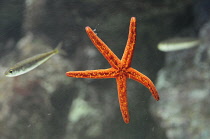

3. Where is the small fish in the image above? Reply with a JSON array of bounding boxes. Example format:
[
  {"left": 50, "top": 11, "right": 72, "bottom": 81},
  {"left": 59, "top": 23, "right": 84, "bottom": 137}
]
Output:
[
  {"left": 158, "top": 37, "right": 200, "bottom": 52},
  {"left": 5, "top": 42, "right": 62, "bottom": 77}
]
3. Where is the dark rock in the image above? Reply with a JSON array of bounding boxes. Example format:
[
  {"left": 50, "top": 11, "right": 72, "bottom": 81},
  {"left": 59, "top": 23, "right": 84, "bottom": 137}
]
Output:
[{"left": 0, "top": 33, "right": 73, "bottom": 139}]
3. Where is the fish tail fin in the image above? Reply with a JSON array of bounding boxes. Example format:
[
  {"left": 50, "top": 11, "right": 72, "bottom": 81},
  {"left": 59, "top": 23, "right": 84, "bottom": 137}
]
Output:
[
  {"left": 54, "top": 41, "right": 67, "bottom": 56},
  {"left": 54, "top": 42, "right": 63, "bottom": 54}
]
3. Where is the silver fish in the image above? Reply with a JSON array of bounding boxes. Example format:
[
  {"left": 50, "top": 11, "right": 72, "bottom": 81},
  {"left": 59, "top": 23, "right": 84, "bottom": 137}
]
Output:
[
  {"left": 5, "top": 43, "right": 62, "bottom": 77},
  {"left": 158, "top": 37, "right": 200, "bottom": 52}
]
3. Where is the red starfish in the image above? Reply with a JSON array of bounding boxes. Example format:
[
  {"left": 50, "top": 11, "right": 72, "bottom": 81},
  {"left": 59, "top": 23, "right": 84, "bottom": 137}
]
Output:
[{"left": 66, "top": 17, "right": 159, "bottom": 123}]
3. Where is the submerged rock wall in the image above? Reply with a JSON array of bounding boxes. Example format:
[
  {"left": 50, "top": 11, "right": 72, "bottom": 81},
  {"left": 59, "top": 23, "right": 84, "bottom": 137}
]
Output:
[
  {"left": 0, "top": 0, "right": 202, "bottom": 139},
  {"left": 151, "top": 21, "right": 210, "bottom": 139}
]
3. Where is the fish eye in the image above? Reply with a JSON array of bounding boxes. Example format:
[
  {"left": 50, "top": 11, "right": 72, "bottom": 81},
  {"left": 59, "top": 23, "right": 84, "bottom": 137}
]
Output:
[{"left": 9, "top": 69, "right": 13, "bottom": 73}]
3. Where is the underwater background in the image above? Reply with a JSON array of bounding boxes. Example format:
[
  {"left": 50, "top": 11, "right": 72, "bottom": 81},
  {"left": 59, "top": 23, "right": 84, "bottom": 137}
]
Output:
[{"left": 0, "top": 0, "right": 209, "bottom": 139}]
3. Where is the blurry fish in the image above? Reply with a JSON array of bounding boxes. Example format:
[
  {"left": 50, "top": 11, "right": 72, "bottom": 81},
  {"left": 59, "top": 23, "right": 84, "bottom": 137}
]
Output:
[
  {"left": 5, "top": 42, "right": 62, "bottom": 77},
  {"left": 158, "top": 37, "right": 200, "bottom": 52}
]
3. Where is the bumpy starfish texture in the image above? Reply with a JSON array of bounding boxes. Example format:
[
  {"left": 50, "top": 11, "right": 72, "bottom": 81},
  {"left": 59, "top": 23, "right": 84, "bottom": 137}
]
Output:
[{"left": 66, "top": 17, "right": 159, "bottom": 123}]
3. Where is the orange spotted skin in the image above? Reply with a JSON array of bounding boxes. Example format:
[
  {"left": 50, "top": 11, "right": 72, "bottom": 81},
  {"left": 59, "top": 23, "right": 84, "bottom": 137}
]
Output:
[{"left": 66, "top": 17, "right": 159, "bottom": 123}]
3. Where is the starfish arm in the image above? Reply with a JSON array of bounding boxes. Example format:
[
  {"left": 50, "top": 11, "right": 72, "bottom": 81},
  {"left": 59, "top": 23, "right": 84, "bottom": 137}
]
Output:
[
  {"left": 85, "top": 26, "right": 121, "bottom": 69},
  {"left": 116, "top": 74, "right": 130, "bottom": 123},
  {"left": 127, "top": 67, "right": 160, "bottom": 101},
  {"left": 121, "top": 17, "right": 136, "bottom": 68},
  {"left": 66, "top": 68, "right": 118, "bottom": 79}
]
